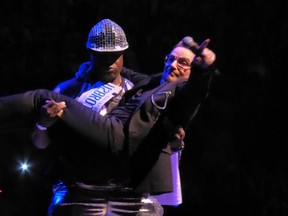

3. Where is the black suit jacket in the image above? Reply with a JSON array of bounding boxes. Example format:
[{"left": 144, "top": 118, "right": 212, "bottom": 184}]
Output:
[
  {"left": 121, "top": 68, "right": 213, "bottom": 194},
  {"left": 50, "top": 65, "right": 213, "bottom": 194}
]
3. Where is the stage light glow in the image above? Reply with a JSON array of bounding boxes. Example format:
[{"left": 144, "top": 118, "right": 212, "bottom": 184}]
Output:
[
  {"left": 18, "top": 161, "right": 31, "bottom": 173},
  {"left": 21, "top": 163, "right": 29, "bottom": 171}
]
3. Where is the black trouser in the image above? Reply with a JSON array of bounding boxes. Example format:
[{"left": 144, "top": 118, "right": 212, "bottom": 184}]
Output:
[{"left": 0, "top": 89, "right": 126, "bottom": 152}]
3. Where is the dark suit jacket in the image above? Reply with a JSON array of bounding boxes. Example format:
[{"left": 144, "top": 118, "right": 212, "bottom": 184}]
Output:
[
  {"left": 120, "top": 67, "right": 213, "bottom": 194},
  {"left": 49, "top": 65, "right": 213, "bottom": 194}
]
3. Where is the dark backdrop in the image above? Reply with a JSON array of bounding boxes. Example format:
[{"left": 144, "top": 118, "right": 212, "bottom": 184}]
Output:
[{"left": 0, "top": 0, "right": 287, "bottom": 215}]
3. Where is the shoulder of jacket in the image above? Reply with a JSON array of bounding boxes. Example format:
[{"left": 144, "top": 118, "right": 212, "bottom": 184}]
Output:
[{"left": 54, "top": 77, "right": 84, "bottom": 96}]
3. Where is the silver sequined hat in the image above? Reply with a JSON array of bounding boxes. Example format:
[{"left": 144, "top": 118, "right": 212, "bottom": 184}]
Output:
[{"left": 86, "top": 19, "right": 129, "bottom": 52}]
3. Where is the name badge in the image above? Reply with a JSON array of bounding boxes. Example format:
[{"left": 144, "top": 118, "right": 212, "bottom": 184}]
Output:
[{"left": 77, "top": 82, "right": 122, "bottom": 112}]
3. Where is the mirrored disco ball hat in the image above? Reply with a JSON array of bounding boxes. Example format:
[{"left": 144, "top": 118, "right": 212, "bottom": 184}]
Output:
[{"left": 86, "top": 19, "right": 129, "bottom": 52}]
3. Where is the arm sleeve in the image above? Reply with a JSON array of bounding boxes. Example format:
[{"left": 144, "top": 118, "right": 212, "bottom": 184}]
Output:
[
  {"left": 121, "top": 67, "right": 150, "bottom": 84},
  {"left": 165, "top": 66, "right": 214, "bottom": 129}
]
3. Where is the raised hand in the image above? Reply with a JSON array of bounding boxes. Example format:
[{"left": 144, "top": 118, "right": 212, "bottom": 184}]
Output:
[{"left": 192, "top": 39, "right": 216, "bottom": 69}]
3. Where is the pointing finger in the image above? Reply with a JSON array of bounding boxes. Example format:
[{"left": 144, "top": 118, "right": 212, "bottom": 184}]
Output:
[{"left": 198, "top": 39, "right": 210, "bottom": 54}]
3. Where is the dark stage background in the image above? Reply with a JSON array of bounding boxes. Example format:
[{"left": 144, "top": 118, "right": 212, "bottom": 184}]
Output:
[{"left": 0, "top": 0, "right": 287, "bottom": 215}]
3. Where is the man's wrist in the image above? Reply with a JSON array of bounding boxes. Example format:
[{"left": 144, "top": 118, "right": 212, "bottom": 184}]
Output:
[{"left": 172, "top": 141, "right": 185, "bottom": 152}]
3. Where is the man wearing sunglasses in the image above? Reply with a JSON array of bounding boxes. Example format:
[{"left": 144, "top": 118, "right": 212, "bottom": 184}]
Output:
[
  {"left": 0, "top": 19, "right": 216, "bottom": 215},
  {"left": 31, "top": 19, "right": 188, "bottom": 216}
]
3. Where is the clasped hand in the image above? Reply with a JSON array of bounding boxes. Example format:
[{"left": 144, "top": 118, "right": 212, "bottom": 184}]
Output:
[
  {"left": 43, "top": 100, "right": 66, "bottom": 118},
  {"left": 37, "top": 100, "right": 66, "bottom": 128}
]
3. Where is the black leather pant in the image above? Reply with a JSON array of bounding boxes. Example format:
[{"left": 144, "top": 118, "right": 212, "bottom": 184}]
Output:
[{"left": 48, "top": 181, "right": 163, "bottom": 216}]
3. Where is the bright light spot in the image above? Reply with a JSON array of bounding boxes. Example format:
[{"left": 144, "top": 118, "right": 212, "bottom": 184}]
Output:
[
  {"left": 19, "top": 161, "right": 30, "bottom": 172},
  {"left": 21, "top": 163, "right": 29, "bottom": 171}
]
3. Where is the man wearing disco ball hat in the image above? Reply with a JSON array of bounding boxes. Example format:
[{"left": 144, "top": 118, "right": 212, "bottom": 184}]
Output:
[
  {"left": 30, "top": 18, "right": 186, "bottom": 216},
  {"left": 53, "top": 19, "right": 142, "bottom": 109},
  {"left": 1, "top": 19, "right": 216, "bottom": 215}
]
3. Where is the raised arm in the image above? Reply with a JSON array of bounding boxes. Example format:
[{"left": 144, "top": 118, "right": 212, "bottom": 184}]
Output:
[{"left": 166, "top": 39, "right": 216, "bottom": 129}]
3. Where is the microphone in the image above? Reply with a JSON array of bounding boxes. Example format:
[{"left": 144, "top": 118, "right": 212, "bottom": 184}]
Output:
[
  {"left": 181, "top": 36, "right": 221, "bottom": 76},
  {"left": 181, "top": 36, "right": 201, "bottom": 56}
]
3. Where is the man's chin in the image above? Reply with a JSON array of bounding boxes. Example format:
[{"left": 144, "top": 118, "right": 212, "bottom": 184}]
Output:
[{"left": 101, "top": 74, "right": 117, "bottom": 83}]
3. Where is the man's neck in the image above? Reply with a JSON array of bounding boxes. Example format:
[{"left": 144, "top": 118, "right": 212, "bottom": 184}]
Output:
[{"left": 110, "top": 75, "right": 123, "bottom": 86}]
